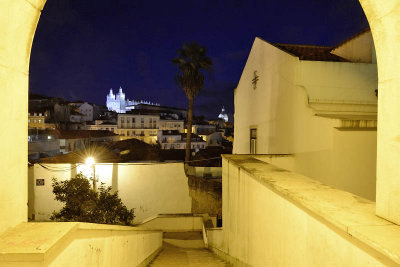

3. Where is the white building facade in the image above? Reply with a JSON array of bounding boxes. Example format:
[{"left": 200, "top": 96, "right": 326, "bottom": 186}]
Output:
[
  {"left": 116, "top": 113, "right": 159, "bottom": 143},
  {"left": 86, "top": 120, "right": 117, "bottom": 133},
  {"left": 157, "top": 130, "right": 206, "bottom": 150},
  {"left": 69, "top": 102, "right": 93, "bottom": 122},
  {"left": 159, "top": 118, "right": 184, "bottom": 133}
]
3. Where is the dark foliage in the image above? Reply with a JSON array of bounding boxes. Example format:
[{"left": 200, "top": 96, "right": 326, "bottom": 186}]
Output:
[{"left": 51, "top": 173, "right": 134, "bottom": 225}]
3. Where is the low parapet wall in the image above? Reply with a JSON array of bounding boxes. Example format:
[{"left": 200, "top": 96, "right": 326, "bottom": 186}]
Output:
[
  {"left": 138, "top": 214, "right": 204, "bottom": 232},
  {"left": 0, "top": 222, "right": 162, "bottom": 266},
  {"left": 214, "top": 155, "right": 400, "bottom": 266}
]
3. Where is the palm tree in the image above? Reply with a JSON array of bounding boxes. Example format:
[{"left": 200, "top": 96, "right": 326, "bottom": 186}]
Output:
[{"left": 172, "top": 42, "right": 213, "bottom": 163}]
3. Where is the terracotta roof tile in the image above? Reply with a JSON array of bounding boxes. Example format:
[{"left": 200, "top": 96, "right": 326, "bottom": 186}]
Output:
[{"left": 273, "top": 44, "right": 348, "bottom": 62}]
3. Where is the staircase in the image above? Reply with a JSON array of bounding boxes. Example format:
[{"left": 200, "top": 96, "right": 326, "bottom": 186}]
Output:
[{"left": 149, "top": 231, "right": 229, "bottom": 266}]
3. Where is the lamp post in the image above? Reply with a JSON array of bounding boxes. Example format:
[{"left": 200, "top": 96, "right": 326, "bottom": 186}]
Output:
[{"left": 85, "top": 157, "right": 96, "bottom": 191}]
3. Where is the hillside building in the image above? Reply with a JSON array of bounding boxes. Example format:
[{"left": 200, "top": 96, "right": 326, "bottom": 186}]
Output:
[{"left": 157, "top": 130, "right": 206, "bottom": 150}]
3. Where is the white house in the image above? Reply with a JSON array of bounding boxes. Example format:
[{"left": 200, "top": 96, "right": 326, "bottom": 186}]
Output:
[
  {"left": 159, "top": 114, "right": 184, "bottom": 133},
  {"left": 157, "top": 130, "right": 206, "bottom": 150},
  {"left": 234, "top": 29, "right": 377, "bottom": 200},
  {"left": 86, "top": 120, "right": 117, "bottom": 133},
  {"left": 117, "top": 111, "right": 159, "bottom": 144},
  {"left": 69, "top": 110, "right": 82, "bottom": 123},
  {"left": 69, "top": 102, "right": 93, "bottom": 122}
]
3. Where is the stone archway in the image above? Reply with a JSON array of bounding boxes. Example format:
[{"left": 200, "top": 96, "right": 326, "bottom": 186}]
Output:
[
  {"left": 0, "top": 0, "right": 399, "bottom": 235},
  {"left": 0, "top": 0, "right": 46, "bottom": 234},
  {"left": 359, "top": 0, "right": 400, "bottom": 225}
]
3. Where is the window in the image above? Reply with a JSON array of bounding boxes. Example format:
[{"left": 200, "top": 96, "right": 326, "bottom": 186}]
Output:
[
  {"left": 141, "top": 118, "right": 144, "bottom": 123},
  {"left": 28, "top": 119, "right": 30, "bottom": 123},
  {"left": 250, "top": 128, "right": 257, "bottom": 154},
  {"left": 132, "top": 118, "right": 135, "bottom": 123},
  {"left": 38, "top": 119, "right": 41, "bottom": 123},
  {"left": 121, "top": 118, "right": 125, "bottom": 123},
  {"left": 127, "top": 118, "right": 130, "bottom": 123},
  {"left": 33, "top": 119, "right": 37, "bottom": 123}
]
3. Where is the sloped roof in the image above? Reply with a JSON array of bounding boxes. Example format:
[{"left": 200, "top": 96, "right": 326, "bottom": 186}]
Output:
[
  {"left": 331, "top": 27, "right": 371, "bottom": 50},
  {"left": 273, "top": 44, "right": 348, "bottom": 62}
]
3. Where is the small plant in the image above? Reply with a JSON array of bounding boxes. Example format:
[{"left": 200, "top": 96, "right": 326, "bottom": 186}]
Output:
[{"left": 51, "top": 173, "right": 134, "bottom": 225}]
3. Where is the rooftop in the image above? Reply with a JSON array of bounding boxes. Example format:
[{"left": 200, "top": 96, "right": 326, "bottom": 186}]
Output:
[
  {"left": 51, "top": 130, "right": 117, "bottom": 139},
  {"left": 273, "top": 43, "right": 348, "bottom": 62},
  {"left": 135, "top": 103, "right": 186, "bottom": 111}
]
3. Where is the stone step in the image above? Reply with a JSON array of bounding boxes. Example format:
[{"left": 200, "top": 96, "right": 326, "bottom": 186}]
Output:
[
  {"left": 149, "top": 242, "right": 230, "bottom": 266},
  {"left": 163, "top": 238, "right": 205, "bottom": 249},
  {"left": 162, "top": 231, "right": 204, "bottom": 248},
  {"left": 163, "top": 231, "right": 203, "bottom": 240}
]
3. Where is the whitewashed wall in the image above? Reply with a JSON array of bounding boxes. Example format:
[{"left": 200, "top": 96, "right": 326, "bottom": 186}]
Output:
[
  {"left": 214, "top": 156, "right": 395, "bottom": 266},
  {"left": 233, "top": 38, "right": 377, "bottom": 200},
  {"left": 30, "top": 163, "right": 192, "bottom": 222}
]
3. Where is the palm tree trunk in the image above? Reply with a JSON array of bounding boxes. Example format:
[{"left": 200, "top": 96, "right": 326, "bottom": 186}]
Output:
[{"left": 185, "top": 96, "right": 194, "bottom": 163}]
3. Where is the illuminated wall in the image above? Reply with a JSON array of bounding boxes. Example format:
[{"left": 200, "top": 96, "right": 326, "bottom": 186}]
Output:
[
  {"left": 233, "top": 37, "right": 378, "bottom": 200},
  {"left": 30, "top": 163, "right": 192, "bottom": 222}
]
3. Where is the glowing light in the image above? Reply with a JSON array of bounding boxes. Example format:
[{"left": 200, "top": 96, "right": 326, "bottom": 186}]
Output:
[{"left": 85, "top": 157, "right": 95, "bottom": 166}]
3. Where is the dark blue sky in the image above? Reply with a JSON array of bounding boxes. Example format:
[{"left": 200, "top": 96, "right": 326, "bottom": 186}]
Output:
[{"left": 29, "top": 0, "right": 368, "bottom": 119}]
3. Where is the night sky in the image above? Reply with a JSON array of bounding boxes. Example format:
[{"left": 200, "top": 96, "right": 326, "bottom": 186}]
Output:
[{"left": 29, "top": 0, "right": 369, "bottom": 120}]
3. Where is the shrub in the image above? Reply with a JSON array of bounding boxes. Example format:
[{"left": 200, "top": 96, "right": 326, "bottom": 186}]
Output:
[{"left": 50, "top": 173, "right": 134, "bottom": 225}]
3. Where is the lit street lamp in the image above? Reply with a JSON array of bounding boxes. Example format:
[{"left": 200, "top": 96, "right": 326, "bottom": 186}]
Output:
[{"left": 85, "top": 157, "right": 97, "bottom": 191}]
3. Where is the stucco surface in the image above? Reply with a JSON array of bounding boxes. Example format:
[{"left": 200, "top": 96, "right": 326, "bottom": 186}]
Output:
[
  {"left": 359, "top": 0, "right": 400, "bottom": 225},
  {"left": 31, "top": 163, "right": 192, "bottom": 223},
  {"left": 331, "top": 30, "right": 376, "bottom": 63},
  {"left": 233, "top": 37, "right": 377, "bottom": 200},
  {"left": 218, "top": 155, "right": 400, "bottom": 266},
  {"left": 0, "top": 0, "right": 45, "bottom": 235},
  {"left": 0, "top": 222, "right": 162, "bottom": 266},
  {"left": 138, "top": 214, "right": 204, "bottom": 232}
]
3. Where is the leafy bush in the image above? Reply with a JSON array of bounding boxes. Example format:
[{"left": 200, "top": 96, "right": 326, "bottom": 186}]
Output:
[{"left": 51, "top": 173, "right": 134, "bottom": 225}]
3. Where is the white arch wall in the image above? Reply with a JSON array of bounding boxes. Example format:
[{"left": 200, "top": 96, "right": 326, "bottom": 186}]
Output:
[
  {"left": 0, "top": 0, "right": 46, "bottom": 234},
  {"left": 360, "top": 0, "right": 400, "bottom": 224},
  {"left": 0, "top": 0, "right": 399, "bottom": 235}
]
